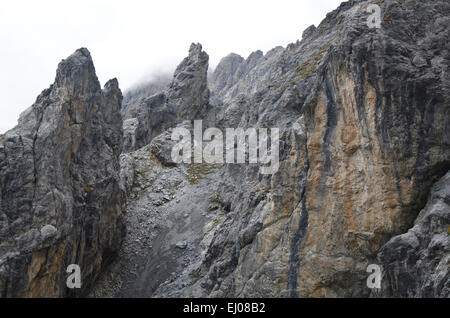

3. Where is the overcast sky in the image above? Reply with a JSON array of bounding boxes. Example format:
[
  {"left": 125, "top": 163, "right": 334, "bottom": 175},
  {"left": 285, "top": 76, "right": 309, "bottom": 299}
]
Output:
[{"left": 0, "top": 0, "right": 343, "bottom": 133}]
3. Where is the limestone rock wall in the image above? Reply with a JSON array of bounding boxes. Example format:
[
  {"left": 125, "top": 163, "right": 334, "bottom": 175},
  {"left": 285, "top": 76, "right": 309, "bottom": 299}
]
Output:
[
  {"left": 191, "top": 0, "right": 450, "bottom": 297},
  {"left": 96, "top": 0, "right": 449, "bottom": 298},
  {"left": 377, "top": 171, "right": 450, "bottom": 297},
  {"left": 0, "top": 48, "right": 125, "bottom": 297},
  {"left": 4, "top": 0, "right": 448, "bottom": 299}
]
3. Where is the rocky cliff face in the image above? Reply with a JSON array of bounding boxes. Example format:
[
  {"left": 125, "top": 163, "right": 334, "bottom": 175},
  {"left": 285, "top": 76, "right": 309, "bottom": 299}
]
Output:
[
  {"left": 93, "top": 0, "right": 449, "bottom": 298},
  {"left": 377, "top": 170, "right": 450, "bottom": 297},
  {"left": 209, "top": 47, "right": 285, "bottom": 107},
  {"left": 184, "top": 0, "right": 449, "bottom": 298},
  {"left": 0, "top": 48, "right": 125, "bottom": 297},
  {"left": 2, "top": 0, "right": 448, "bottom": 299},
  {"left": 122, "top": 43, "right": 212, "bottom": 153}
]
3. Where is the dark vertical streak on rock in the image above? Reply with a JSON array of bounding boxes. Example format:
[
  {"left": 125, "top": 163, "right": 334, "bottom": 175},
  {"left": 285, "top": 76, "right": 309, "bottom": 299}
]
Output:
[
  {"left": 287, "top": 148, "right": 310, "bottom": 298},
  {"left": 287, "top": 186, "right": 309, "bottom": 298}
]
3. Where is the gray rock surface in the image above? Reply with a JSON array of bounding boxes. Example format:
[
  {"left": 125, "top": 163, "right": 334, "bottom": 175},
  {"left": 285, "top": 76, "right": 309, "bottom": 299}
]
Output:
[
  {"left": 104, "top": 0, "right": 449, "bottom": 298},
  {"left": 188, "top": 0, "right": 450, "bottom": 297},
  {"left": 209, "top": 47, "right": 285, "bottom": 107},
  {"left": 122, "top": 43, "right": 212, "bottom": 153},
  {"left": 377, "top": 171, "right": 450, "bottom": 298},
  {"left": 2, "top": 0, "right": 449, "bottom": 299},
  {"left": 0, "top": 48, "right": 125, "bottom": 297},
  {"left": 121, "top": 73, "right": 171, "bottom": 113},
  {"left": 208, "top": 53, "right": 244, "bottom": 106},
  {"left": 302, "top": 25, "right": 317, "bottom": 40},
  {"left": 90, "top": 137, "right": 224, "bottom": 298}
]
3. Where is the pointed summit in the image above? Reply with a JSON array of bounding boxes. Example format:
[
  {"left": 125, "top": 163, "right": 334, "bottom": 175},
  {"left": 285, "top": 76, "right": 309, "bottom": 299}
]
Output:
[
  {"left": 122, "top": 43, "right": 211, "bottom": 152},
  {"left": 188, "top": 42, "right": 204, "bottom": 57},
  {"left": 168, "top": 43, "right": 209, "bottom": 119},
  {"left": 173, "top": 42, "right": 209, "bottom": 77},
  {"left": 209, "top": 53, "right": 245, "bottom": 105},
  {"left": 55, "top": 48, "right": 101, "bottom": 96},
  {"left": 0, "top": 47, "right": 124, "bottom": 297}
]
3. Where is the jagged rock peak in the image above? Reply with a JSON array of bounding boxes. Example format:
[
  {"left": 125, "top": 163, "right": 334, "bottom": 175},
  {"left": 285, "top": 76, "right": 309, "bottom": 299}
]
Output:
[
  {"left": 209, "top": 53, "right": 245, "bottom": 95},
  {"left": 209, "top": 45, "right": 285, "bottom": 106},
  {"left": 168, "top": 42, "right": 210, "bottom": 119},
  {"left": 173, "top": 42, "right": 209, "bottom": 77},
  {"left": 246, "top": 50, "right": 263, "bottom": 66},
  {"left": 104, "top": 78, "right": 121, "bottom": 93},
  {"left": 212, "top": 53, "right": 244, "bottom": 74},
  {"left": 188, "top": 42, "right": 206, "bottom": 57},
  {"left": 218, "top": 53, "right": 244, "bottom": 69},
  {"left": 122, "top": 43, "right": 211, "bottom": 153},
  {"left": 302, "top": 24, "right": 316, "bottom": 40},
  {"left": 55, "top": 47, "right": 100, "bottom": 95},
  {"left": 0, "top": 47, "right": 124, "bottom": 297}
]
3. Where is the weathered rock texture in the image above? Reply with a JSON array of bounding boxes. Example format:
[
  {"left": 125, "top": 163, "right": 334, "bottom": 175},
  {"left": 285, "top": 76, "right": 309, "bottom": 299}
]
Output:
[
  {"left": 121, "top": 73, "right": 171, "bottom": 113},
  {"left": 90, "top": 128, "right": 224, "bottom": 297},
  {"left": 186, "top": 0, "right": 450, "bottom": 298},
  {"left": 122, "top": 43, "right": 212, "bottom": 153},
  {"left": 100, "top": 0, "right": 449, "bottom": 298},
  {"left": 377, "top": 170, "right": 450, "bottom": 297},
  {"left": 0, "top": 48, "right": 125, "bottom": 297},
  {"left": 3, "top": 0, "right": 448, "bottom": 299},
  {"left": 209, "top": 47, "right": 285, "bottom": 106}
]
